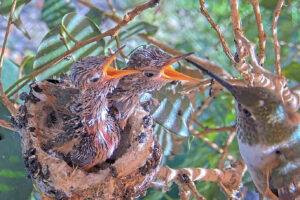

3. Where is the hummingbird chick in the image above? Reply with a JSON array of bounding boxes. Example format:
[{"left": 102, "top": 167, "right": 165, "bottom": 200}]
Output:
[
  {"left": 20, "top": 47, "right": 139, "bottom": 170},
  {"left": 187, "top": 60, "right": 300, "bottom": 200},
  {"left": 108, "top": 45, "right": 199, "bottom": 129}
]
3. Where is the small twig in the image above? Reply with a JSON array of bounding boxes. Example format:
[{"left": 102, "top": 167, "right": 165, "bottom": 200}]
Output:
[
  {"left": 107, "top": 0, "right": 117, "bottom": 15},
  {"left": 198, "top": 0, "right": 235, "bottom": 64},
  {"left": 107, "top": 48, "right": 117, "bottom": 69},
  {"left": 195, "top": 90, "right": 219, "bottom": 116},
  {"left": 235, "top": 31, "right": 276, "bottom": 78},
  {"left": 7, "top": 78, "right": 31, "bottom": 98},
  {"left": 7, "top": 0, "right": 160, "bottom": 98},
  {"left": 178, "top": 126, "right": 236, "bottom": 162},
  {"left": 114, "top": 35, "right": 127, "bottom": 58},
  {"left": 156, "top": 158, "right": 246, "bottom": 198},
  {"left": 178, "top": 126, "right": 236, "bottom": 143},
  {"left": 77, "top": 0, "right": 122, "bottom": 23},
  {"left": 178, "top": 185, "right": 192, "bottom": 200},
  {"left": 229, "top": 0, "right": 247, "bottom": 61},
  {"left": 0, "top": 0, "right": 18, "bottom": 116},
  {"left": 279, "top": 41, "right": 300, "bottom": 50},
  {"left": 0, "top": 119, "right": 16, "bottom": 131},
  {"left": 272, "top": 0, "right": 285, "bottom": 76},
  {"left": 197, "top": 134, "right": 235, "bottom": 162},
  {"left": 217, "top": 131, "right": 236, "bottom": 169},
  {"left": 14, "top": 56, "right": 31, "bottom": 103},
  {"left": 250, "top": 0, "right": 267, "bottom": 65},
  {"left": 176, "top": 176, "right": 205, "bottom": 200}
]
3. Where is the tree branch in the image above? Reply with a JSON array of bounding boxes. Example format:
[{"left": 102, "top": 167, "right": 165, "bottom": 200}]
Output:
[
  {"left": 7, "top": 0, "right": 160, "bottom": 98},
  {"left": 217, "top": 131, "right": 236, "bottom": 169},
  {"left": 250, "top": 0, "right": 267, "bottom": 65},
  {"left": 0, "top": 119, "right": 16, "bottom": 131},
  {"left": 198, "top": 0, "right": 235, "bottom": 65},
  {"left": 156, "top": 158, "right": 246, "bottom": 198},
  {"left": 0, "top": 0, "right": 18, "bottom": 116}
]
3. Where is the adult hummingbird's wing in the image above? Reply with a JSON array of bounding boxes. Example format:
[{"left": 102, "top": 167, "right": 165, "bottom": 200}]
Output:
[{"left": 270, "top": 130, "right": 300, "bottom": 199}]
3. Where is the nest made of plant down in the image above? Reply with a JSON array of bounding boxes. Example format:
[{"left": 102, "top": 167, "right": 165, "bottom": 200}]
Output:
[{"left": 14, "top": 85, "right": 162, "bottom": 200}]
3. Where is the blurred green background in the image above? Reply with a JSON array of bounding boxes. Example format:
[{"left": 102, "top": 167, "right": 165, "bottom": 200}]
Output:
[{"left": 0, "top": 0, "right": 299, "bottom": 199}]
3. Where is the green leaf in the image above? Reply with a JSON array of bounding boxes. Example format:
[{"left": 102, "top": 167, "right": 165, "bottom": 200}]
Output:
[
  {"left": 282, "top": 61, "right": 300, "bottom": 82},
  {"left": 33, "top": 12, "right": 105, "bottom": 81},
  {"left": 155, "top": 125, "right": 183, "bottom": 156},
  {"left": 0, "top": 184, "right": 14, "bottom": 192},
  {"left": 140, "top": 83, "right": 192, "bottom": 156},
  {"left": 0, "top": 102, "right": 32, "bottom": 199},
  {"left": 150, "top": 83, "right": 193, "bottom": 137},
  {"left": 0, "top": 169, "right": 26, "bottom": 178},
  {"left": 0, "top": 0, "right": 31, "bottom": 39},
  {"left": 2, "top": 59, "right": 19, "bottom": 91},
  {"left": 41, "top": 0, "right": 75, "bottom": 29},
  {"left": 85, "top": 8, "right": 105, "bottom": 26},
  {"left": 8, "top": 155, "right": 21, "bottom": 163},
  {"left": 21, "top": 55, "right": 35, "bottom": 76},
  {"left": 2, "top": 58, "right": 29, "bottom": 100}
]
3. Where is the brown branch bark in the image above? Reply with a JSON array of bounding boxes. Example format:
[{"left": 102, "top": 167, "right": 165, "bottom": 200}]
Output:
[
  {"left": 250, "top": 0, "right": 267, "bottom": 65},
  {"left": 217, "top": 131, "right": 236, "bottom": 169},
  {"left": 0, "top": 0, "right": 18, "bottom": 116},
  {"left": 198, "top": 0, "right": 235, "bottom": 65},
  {"left": 77, "top": 0, "right": 122, "bottom": 23},
  {"left": 272, "top": 0, "right": 285, "bottom": 76},
  {"left": 229, "top": 0, "right": 246, "bottom": 60},
  {"left": 196, "top": 134, "right": 235, "bottom": 162},
  {"left": 178, "top": 126, "right": 236, "bottom": 143},
  {"left": 0, "top": 119, "right": 16, "bottom": 131}
]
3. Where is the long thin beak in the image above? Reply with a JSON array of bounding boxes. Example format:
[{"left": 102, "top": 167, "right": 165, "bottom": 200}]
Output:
[
  {"left": 105, "top": 66, "right": 140, "bottom": 79},
  {"left": 160, "top": 52, "right": 200, "bottom": 81},
  {"left": 186, "top": 59, "right": 235, "bottom": 91},
  {"left": 165, "top": 52, "right": 194, "bottom": 66},
  {"left": 103, "top": 45, "right": 140, "bottom": 79}
]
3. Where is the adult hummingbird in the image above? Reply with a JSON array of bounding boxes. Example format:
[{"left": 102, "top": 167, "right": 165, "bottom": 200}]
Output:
[
  {"left": 19, "top": 47, "right": 140, "bottom": 170},
  {"left": 187, "top": 60, "right": 300, "bottom": 200},
  {"left": 108, "top": 46, "right": 199, "bottom": 128}
]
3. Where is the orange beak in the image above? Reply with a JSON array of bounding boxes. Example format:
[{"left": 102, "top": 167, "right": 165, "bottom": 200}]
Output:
[
  {"left": 160, "top": 52, "right": 200, "bottom": 81},
  {"left": 103, "top": 45, "right": 140, "bottom": 79}
]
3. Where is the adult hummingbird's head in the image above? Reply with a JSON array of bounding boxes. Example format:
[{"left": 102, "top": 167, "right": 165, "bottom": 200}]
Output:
[
  {"left": 70, "top": 46, "right": 140, "bottom": 90},
  {"left": 186, "top": 59, "right": 299, "bottom": 141},
  {"left": 124, "top": 46, "right": 199, "bottom": 91}
]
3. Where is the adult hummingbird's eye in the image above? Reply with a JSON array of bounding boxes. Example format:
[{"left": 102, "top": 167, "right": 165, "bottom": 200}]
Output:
[{"left": 243, "top": 108, "right": 251, "bottom": 117}]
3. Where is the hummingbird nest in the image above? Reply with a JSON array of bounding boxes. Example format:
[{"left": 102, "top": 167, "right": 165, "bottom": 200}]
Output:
[{"left": 14, "top": 86, "right": 161, "bottom": 200}]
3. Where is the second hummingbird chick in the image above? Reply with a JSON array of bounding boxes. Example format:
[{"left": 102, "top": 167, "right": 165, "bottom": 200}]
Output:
[{"left": 108, "top": 46, "right": 199, "bottom": 128}]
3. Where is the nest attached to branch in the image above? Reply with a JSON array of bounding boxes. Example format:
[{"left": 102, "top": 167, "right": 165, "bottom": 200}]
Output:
[{"left": 15, "top": 91, "right": 161, "bottom": 200}]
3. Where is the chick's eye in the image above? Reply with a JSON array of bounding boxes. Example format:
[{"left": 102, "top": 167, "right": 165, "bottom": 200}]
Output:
[
  {"left": 86, "top": 73, "right": 100, "bottom": 83},
  {"left": 243, "top": 108, "right": 251, "bottom": 117},
  {"left": 143, "top": 72, "right": 154, "bottom": 78}
]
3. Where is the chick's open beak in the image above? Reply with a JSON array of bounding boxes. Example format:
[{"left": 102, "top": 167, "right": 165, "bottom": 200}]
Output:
[
  {"left": 103, "top": 45, "right": 140, "bottom": 79},
  {"left": 160, "top": 52, "right": 199, "bottom": 81}
]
